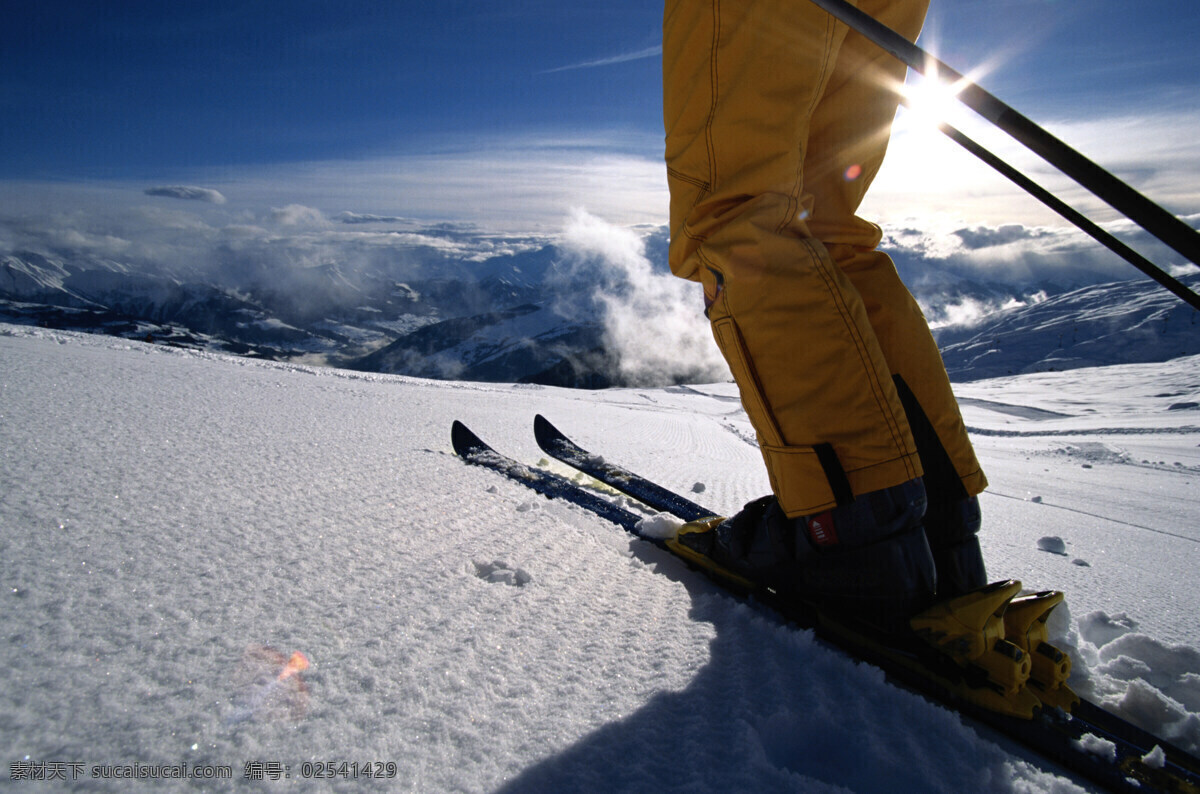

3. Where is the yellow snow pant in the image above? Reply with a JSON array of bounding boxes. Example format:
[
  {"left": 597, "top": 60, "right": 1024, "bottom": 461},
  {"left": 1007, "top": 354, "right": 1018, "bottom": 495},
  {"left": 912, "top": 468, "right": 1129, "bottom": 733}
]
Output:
[{"left": 664, "top": 0, "right": 986, "bottom": 517}]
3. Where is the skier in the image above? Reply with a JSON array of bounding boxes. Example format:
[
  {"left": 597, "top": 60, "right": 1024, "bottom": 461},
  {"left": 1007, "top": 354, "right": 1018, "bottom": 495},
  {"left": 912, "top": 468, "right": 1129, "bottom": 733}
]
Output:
[{"left": 663, "top": 0, "right": 987, "bottom": 634}]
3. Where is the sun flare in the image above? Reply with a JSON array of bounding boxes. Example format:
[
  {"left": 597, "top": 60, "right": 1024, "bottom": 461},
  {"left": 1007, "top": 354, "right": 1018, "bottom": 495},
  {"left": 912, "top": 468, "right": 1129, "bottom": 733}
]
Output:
[{"left": 899, "top": 67, "right": 970, "bottom": 131}]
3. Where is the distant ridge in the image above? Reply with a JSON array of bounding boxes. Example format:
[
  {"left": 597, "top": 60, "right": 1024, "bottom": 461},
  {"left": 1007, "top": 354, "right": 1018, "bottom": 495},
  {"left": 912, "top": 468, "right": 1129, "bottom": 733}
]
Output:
[{"left": 935, "top": 274, "right": 1200, "bottom": 381}]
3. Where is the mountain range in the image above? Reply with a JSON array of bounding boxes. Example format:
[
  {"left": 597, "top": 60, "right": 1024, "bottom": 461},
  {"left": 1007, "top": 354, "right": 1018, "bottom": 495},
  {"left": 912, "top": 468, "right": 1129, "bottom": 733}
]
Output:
[
  {"left": 935, "top": 273, "right": 1200, "bottom": 380},
  {"left": 2, "top": 225, "right": 1196, "bottom": 386}
]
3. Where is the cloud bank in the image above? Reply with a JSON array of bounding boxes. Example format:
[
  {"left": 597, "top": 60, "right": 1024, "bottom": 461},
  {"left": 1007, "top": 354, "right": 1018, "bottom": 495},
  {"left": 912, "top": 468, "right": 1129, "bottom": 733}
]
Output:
[
  {"left": 144, "top": 185, "right": 226, "bottom": 204},
  {"left": 3, "top": 178, "right": 1189, "bottom": 325},
  {"left": 2, "top": 111, "right": 1195, "bottom": 386}
]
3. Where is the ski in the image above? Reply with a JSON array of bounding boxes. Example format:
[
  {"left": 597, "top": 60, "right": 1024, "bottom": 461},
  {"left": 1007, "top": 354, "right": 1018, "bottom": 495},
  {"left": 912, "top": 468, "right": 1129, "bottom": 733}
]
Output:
[
  {"left": 454, "top": 418, "right": 1200, "bottom": 794},
  {"left": 533, "top": 413, "right": 715, "bottom": 522},
  {"left": 451, "top": 420, "right": 646, "bottom": 534}
]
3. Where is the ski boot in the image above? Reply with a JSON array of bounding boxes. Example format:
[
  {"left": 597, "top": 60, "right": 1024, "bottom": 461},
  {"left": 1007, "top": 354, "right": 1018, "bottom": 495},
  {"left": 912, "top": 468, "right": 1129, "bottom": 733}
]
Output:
[
  {"left": 668, "top": 478, "right": 937, "bottom": 636},
  {"left": 924, "top": 494, "right": 988, "bottom": 600}
]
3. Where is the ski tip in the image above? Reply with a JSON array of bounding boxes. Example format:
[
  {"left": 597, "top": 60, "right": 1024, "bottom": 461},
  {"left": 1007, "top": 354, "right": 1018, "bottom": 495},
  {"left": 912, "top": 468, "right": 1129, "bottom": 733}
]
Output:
[
  {"left": 451, "top": 420, "right": 489, "bottom": 457},
  {"left": 533, "top": 413, "right": 565, "bottom": 445}
]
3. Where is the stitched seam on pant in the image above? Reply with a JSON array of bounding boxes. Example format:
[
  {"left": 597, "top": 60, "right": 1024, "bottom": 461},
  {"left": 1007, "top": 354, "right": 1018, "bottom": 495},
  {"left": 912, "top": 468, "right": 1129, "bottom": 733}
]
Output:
[
  {"left": 805, "top": 238, "right": 915, "bottom": 477},
  {"left": 670, "top": 167, "right": 711, "bottom": 242},
  {"left": 713, "top": 318, "right": 786, "bottom": 449},
  {"left": 667, "top": 167, "right": 709, "bottom": 192},
  {"left": 704, "top": 0, "right": 721, "bottom": 192},
  {"left": 779, "top": 13, "right": 840, "bottom": 237}
]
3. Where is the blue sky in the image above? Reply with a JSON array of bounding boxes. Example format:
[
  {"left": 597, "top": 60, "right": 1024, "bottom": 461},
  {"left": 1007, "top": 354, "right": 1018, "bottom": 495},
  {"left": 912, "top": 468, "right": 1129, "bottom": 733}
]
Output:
[
  {"left": 1, "top": 1, "right": 663, "bottom": 176},
  {"left": 0, "top": 0, "right": 1197, "bottom": 273},
  {"left": 4, "top": 0, "right": 1195, "bottom": 171}
]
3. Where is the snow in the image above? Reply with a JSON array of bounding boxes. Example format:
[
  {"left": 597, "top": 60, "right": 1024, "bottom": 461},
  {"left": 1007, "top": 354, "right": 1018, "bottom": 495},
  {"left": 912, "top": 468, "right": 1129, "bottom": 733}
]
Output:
[
  {"left": 1, "top": 323, "right": 1198, "bottom": 792},
  {"left": 634, "top": 513, "right": 685, "bottom": 540},
  {"left": 1038, "top": 536, "right": 1069, "bottom": 555},
  {"left": 1074, "top": 734, "right": 1117, "bottom": 761}
]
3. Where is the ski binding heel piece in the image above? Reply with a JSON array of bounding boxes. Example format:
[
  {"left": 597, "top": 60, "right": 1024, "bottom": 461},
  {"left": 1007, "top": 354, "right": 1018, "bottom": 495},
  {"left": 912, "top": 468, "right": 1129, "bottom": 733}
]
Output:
[
  {"left": 1004, "top": 591, "right": 1079, "bottom": 712},
  {"left": 910, "top": 580, "right": 1040, "bottom": 717}
]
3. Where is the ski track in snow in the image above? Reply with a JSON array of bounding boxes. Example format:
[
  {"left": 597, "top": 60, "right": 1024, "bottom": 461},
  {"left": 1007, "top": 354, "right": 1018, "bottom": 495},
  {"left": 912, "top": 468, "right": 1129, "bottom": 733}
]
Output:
[{"left": 1, "top": 323, "right": 1198, "bottom": 792}]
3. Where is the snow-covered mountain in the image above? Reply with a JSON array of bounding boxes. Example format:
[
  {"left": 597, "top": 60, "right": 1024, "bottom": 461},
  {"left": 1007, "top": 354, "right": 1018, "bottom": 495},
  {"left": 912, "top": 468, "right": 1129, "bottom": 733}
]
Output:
[
  {"left": 0, "top": 243, "right": 582, "bottom": 377},
  {"left": 2, "top": 323, "right": 1198, "bottom": 791},
  {"left": 3, "top": 221, "right": 1197, "bottom": 387},
  {"left": 935, "top": 273, "right": 1200, "bottom": 380},
  {"left": 346, "top": 304, "right": 616, "bottom": 387}
]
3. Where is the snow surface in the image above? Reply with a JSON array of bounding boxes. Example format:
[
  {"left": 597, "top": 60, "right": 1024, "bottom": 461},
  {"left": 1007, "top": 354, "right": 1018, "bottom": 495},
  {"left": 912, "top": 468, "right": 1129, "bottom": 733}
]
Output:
[{"left": 1, "top": 323, "right": 1198, "bottom": 792}]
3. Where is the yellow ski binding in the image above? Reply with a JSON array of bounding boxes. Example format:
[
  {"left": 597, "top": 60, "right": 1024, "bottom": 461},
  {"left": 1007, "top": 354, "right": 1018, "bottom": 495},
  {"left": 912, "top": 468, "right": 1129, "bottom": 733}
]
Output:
[
  {"left": 910, "top": 580, "right": 1040, "bottom": 718},
  {"left": 1004, "top": 590, "right": 1079, "bottom": 712},
  {"left": 665, "top": 516, "right": 758, "bottom": 591}
]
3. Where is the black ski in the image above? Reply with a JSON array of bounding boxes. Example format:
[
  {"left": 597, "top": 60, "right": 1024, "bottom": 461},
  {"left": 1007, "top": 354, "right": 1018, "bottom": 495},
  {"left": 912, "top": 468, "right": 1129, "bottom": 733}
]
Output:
[
  {"left": 452, "top": 420, "right": 646, "bottom": 535},
  {"left": 454, "top": 418, "right": 1200, "bottom": 794},
  {"left": 533, "top": 414, "right": 715, "bottom": 522}
]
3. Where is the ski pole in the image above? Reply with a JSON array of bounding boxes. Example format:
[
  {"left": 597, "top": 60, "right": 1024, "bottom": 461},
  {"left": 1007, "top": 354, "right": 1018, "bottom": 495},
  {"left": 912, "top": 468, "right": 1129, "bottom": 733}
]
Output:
[
  {"left": 923, "top": 112, "right": 1200, "bottom": 311},
  {"left": 804, "top": 0, "right": 1200, "bottom": 283}
]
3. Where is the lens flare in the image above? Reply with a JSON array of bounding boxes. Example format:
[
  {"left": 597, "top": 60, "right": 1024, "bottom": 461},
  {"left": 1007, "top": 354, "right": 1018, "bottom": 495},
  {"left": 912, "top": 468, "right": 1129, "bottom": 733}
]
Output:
[
  {"left": 279, "top": 651, "right": 310, "bottom": 680},
  {"left": 226, "top": 645, "right": 311, "bottom": 725},
  {"left": 844, "top": 164, "right": 863, "bottom": 181}
]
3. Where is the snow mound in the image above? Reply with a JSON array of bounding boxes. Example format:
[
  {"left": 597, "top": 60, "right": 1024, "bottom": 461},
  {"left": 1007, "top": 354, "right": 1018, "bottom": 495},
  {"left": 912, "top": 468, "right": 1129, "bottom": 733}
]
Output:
[
  {"left": 1037, "top": 536, "right": 1068, "bottom": 555},
  {"left": 1079, "top": 611, "right": 1140, "bottom": 647},
  {"left": 1074, "top": 733, "right": 1117, "bottom": 761},
  {"left": 474, "top": 560, "right": 533, "bottom": 587},
  {"left": 635, "top": 512, "right": 686, "bottom": 540},
  {"left": 1056, "top": 610, "right": 1200, "bottom": 754}
]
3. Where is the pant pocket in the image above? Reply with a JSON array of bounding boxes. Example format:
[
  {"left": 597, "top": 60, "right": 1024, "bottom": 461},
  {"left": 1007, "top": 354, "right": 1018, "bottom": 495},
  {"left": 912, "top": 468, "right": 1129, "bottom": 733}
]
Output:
[
  {"left": 711, "top": 316, "right": 784, "bottom": 448},
  {"left": 711, "top": 317, "right": 842, "bottom": 515}
]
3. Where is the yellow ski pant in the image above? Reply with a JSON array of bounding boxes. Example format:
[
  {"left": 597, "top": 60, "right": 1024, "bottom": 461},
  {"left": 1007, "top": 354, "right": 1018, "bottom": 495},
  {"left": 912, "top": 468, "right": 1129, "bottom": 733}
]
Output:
[{"left": 664, "top": 0, "right": 986, "bottom": 517}]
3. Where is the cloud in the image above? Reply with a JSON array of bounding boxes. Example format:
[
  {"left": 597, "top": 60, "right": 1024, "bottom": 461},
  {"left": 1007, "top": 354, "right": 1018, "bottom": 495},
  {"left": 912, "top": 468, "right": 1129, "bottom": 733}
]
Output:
[
  {"left": 270, "top": 204, "right": 327, "bottom": 227},
  {"left": 144, "top": 185, "right": 226, "bottom": 204},
  {"left": 1038, "top": 110, "right": 1200, "bottom": 213},
  {"left": 868, "top": 104, "right": 1200, "bottom": 237},
  {"left": 336, "top": 212, "right": 410, "bottom": 225},
  {"left": 874, "top": 215, "right": 1200, "bottom": 326},
  {"left": 926, "top": 292, "right": 1048, "bottom": 330},
  {"left": 542, "top": 46, "right": 662, "bottom": 74},
  {"left": 953, "top": 224, "right": 1053, "bottom": 250},
  {"left": 189, "top": 134, "right": 666, "bottom": 233},
  {"left": 554, "top": 209, "right": 729, "bottom": 386},
  {"left": 0, "top": 181, "right": 554, "bottom": 305}
]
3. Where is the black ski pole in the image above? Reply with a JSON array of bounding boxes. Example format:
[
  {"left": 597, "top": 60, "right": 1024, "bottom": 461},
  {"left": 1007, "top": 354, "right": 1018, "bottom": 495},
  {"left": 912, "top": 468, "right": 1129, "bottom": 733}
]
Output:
[
  {"left": 804, "top": 0, "right": 1200, "bottom": 278},
  {"left": 929, "top": 114, "right": 1200, "bottom": 311}
]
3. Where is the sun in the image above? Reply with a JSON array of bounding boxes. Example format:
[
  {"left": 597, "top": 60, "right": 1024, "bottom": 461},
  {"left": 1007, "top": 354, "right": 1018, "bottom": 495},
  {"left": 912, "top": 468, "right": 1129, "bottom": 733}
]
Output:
[{"left": 898, "top": 66, "right": 969, "bottom": 131}]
